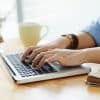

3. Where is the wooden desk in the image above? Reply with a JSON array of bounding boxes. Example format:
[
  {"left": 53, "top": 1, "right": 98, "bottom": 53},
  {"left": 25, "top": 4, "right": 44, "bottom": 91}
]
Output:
[{"left": 0, "top": 38, "right": 100, "bottom": 100}]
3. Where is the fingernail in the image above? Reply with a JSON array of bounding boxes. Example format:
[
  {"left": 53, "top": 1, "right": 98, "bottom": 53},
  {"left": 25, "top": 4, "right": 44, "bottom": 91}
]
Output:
[
  {"left": 36, "top": 65, "right": 39, "bottom": 68},
  {"left": 45, "top": 60, "right": 48, "bottom": 62},
  {"left": 26, "top": 55, "right": 30, "bottom": 59},
  {"left": 32, "top": 62, "right": 35, "bottom": 67},
  {"left": 25, "top": 59, "right": 30, "bottom": 63},
  {"left": 36, "top": 65, "right": 41, "bottom": 69},
  {"left": 35, "top": 65, "right": 39, "bottom": 69}
]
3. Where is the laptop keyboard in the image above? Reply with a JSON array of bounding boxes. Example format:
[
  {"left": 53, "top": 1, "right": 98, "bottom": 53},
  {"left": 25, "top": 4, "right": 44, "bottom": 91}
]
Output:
[{"left": 6, "top": 54, "right": 57, "bottom": 77}]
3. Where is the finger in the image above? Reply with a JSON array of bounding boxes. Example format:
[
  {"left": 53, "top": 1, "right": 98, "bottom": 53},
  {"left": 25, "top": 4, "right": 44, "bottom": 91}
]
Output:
[
  {"left": 28, "top": 48, "right": 44, "bottom": 63},
  {"left": 28, "top": 47, "right": 49, "bottom": 63},
  {"left": 45, "top": 49, "right": 57, "bottom": 54},
  {"left": 32, "top": 52, "right": 46, "bottom": 67},
  {"left": 45, "top": 55, "right": 59, "bottom": 63},
  {"left": 36, "top": 54, "right": 53, "bottom": 69},
  {"left": 32, "top": 50, "right": 56, "bottom": 67},
  {"left": 21, "top": 46, "right": 34, "bottom": 61}
]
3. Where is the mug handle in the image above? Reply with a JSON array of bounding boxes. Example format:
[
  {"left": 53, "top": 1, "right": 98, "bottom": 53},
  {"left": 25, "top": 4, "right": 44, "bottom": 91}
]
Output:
[{"left": 40, "top": 25, "right": 49, "bottom": 40}]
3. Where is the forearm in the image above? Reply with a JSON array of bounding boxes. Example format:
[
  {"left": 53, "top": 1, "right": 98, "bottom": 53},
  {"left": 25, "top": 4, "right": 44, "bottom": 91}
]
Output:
[
  {"left": 41, "top": 32, "right": 96, "bottom": 50},
  {"left": 85, "top": 47, "right": 100, "bottom": 63}
]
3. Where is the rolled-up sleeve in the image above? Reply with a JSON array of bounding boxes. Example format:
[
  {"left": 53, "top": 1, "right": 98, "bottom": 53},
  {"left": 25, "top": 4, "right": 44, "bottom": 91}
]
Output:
[{"left": 82, "top": 19, "right": 100, "bottom": 46}]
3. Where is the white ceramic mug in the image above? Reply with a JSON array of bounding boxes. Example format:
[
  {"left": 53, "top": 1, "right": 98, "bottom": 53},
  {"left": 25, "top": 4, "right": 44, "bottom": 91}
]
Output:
[{"left": 19, "top": 22, "right": 48, "bottom": 47}]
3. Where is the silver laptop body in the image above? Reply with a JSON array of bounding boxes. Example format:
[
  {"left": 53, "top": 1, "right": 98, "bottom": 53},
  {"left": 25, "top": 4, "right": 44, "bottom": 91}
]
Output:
[{"left": 2, "top": 53, "right": 91, "bottom": 84}]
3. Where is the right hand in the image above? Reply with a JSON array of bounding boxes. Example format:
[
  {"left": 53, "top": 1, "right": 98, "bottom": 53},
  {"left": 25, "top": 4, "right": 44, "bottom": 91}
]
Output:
[{"left": 21, "top": 36, "right": 70, "bottom": 63}]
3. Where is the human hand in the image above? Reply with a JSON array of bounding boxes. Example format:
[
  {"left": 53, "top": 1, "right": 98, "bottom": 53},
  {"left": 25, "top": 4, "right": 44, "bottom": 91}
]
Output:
[
  {"left": 21, "top": 36, "right": 70, "bottom": 63},
  {"left": 31, "top": 49, "right": 88, "bottom": 69}
]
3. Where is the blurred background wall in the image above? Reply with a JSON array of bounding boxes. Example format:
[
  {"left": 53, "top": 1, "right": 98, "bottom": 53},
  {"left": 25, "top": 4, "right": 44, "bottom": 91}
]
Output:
[{"left": 0, "top": 0, "right": 100, "bottom": 41}]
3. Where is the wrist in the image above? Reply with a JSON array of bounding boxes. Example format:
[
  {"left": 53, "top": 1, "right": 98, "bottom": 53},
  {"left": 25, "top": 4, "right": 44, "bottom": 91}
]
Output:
[
  {"left": 82, "top": 49, "right": 93, "bottom": 63},
  {"left": 41, "top": 37, "right": 71, "bottom": 49},
  {"left": 56, "top": 36, "right": 71, "bottom": 49},
  {"left": 84, "top": 48, "right": 100, "bottom": 63},
  {"left": 75, "top": 49, "right": 90, "bottom": 64},
  {"left": 61, "top": 34, "right": 79, "bottom": 49}
]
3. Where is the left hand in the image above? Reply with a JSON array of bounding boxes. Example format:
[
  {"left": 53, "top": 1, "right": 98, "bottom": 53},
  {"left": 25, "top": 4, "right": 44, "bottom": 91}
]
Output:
[{"left": 32, "top": 48, "right": 88, "bottom": 68}]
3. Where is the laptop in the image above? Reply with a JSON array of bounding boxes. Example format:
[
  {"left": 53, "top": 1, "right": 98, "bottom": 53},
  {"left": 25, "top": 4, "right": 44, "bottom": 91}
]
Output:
[{"left": 2, "top": 53, "right": 91, "bottom": 84}]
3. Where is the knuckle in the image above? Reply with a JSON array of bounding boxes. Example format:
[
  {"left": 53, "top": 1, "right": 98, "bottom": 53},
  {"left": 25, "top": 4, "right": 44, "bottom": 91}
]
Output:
[
  {"left": 28, "top": 46, "right": 33, "bottom": 50},
  {"left": 34, "top": 49, "right": 38, "bottom": 54},
  {"left": 43, "top": 55, "right": 48, "bottom": 59},
  {"left": 25, "top": 47, "right": 32, "bottom": 53},
  {"left": 40, "top": 52, "right": 45, "bottom": 55}
]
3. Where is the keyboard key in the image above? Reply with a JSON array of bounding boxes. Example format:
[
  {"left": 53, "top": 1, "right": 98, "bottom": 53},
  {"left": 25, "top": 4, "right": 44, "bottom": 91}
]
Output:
[{"left": 6, "top": 54, "right": 57, "bottom": 77}]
